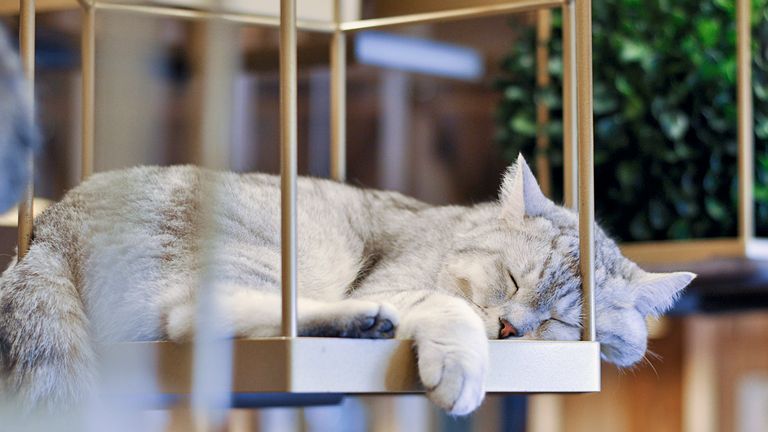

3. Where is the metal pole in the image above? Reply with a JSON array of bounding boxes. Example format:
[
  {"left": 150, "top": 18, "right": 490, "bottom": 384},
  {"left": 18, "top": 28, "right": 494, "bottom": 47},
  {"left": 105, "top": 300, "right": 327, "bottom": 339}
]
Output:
[
  {"left": 17, "top": 0, "right": 34, "bottom": 259},
  {"left": 330, "top": 0, "right": 346, "bottom": 181},
  {"left": 280, "top": 0, "right": 298, "bottom": 338},
  {"left": 562, "top": 0, "right": 578, "bottom": 210},
  {"left": 535, "top": 9, "right": 552, "bottom": 197},
  {"left": 82, "top": 2, "right": 95, "bottom": 179},
  {"left": 737, "top": 0, "right": 753, "bottom": 251},
  {"left": 575, "top": 0, "right": 595, "bottom": 342}
]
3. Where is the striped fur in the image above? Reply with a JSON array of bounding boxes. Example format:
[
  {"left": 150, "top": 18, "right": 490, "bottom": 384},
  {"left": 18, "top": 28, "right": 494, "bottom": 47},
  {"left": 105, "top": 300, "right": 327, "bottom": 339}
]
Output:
[{"left": 0, "top": 156, "right": 694, "bottom": 415}]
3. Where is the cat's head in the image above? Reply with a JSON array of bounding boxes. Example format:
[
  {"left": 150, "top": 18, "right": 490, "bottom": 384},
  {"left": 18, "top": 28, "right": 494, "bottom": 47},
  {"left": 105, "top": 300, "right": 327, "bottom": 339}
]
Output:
[{"left": 440, "top": 154, "right": 695, "bottom": 367}]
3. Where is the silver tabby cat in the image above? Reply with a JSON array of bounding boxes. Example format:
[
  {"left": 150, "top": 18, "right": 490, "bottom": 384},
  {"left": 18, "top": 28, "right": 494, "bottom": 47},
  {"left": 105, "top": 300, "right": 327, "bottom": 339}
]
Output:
[{"left": 0, "top": 155, "right": 694, "bottom": 415}]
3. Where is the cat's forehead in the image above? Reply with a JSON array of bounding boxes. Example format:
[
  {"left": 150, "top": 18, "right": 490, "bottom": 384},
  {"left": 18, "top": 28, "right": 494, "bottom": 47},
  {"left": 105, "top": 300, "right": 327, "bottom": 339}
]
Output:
[{"left": 529, "top": 208, "right": 634, "bottom": 306}]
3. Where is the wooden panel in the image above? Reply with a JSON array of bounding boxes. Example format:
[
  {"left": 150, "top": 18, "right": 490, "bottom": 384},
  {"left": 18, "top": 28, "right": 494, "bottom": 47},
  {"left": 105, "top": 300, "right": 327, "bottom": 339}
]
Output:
[
  {"left": 713, "top": 313, "right": 768, "bottom": 432},
  {"left": 556, "top": 318, "right": 685, "bottom": 432},
  {"left": 548, "top": 313, "right": 768, "bottom": 432}
]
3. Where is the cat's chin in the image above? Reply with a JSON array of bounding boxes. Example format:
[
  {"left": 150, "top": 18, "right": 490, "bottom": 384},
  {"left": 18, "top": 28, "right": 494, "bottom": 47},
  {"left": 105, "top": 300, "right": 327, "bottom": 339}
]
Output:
[{"left": 599, "top": 345, "right": 646, "bottom": 368}]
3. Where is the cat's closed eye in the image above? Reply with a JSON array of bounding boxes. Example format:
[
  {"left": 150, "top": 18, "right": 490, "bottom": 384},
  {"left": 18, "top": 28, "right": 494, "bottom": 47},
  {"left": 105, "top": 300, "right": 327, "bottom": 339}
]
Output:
[
  {"left": 507, "top": 270, "right": 520, "bottom": 296},
  {"left": 549, "top": 317, "right": 578, "bottom": 328}
]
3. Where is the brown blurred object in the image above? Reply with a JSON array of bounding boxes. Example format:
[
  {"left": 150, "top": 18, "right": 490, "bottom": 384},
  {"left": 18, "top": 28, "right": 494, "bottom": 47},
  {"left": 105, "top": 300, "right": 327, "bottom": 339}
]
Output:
[{"left": 529, "top": 313, "right": 768, "bottom": 432}]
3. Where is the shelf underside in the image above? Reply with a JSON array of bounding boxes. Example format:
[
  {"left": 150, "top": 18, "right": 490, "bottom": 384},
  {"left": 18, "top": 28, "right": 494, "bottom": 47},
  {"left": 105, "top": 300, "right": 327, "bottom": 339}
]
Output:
[{"left": 105, "top": 338, "right": 601, "bottom": 396}]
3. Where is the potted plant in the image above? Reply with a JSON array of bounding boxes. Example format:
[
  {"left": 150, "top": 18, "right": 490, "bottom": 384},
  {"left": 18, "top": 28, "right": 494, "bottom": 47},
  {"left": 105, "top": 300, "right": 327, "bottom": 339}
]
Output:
[{"left": 496, "top": 0, "right": 768, "bottom": 245}]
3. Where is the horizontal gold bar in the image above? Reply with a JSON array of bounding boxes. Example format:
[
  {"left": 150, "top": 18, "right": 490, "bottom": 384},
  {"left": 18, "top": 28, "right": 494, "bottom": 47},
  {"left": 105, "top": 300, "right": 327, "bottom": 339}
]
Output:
[
  {"left": 0, "top": 0, "right": 75, "bottom": 14},
  {"left": 93, "top": 2, "right": 335, "bottom": 32},
  {"left": 340, "top": 0, "right": 563, "bottom": 32}
]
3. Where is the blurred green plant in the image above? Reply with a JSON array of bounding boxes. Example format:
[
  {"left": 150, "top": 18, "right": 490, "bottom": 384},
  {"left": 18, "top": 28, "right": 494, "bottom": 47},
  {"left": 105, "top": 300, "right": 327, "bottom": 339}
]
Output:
[{"left": 495, "top": 0, "right": 768, "bottom": 241}]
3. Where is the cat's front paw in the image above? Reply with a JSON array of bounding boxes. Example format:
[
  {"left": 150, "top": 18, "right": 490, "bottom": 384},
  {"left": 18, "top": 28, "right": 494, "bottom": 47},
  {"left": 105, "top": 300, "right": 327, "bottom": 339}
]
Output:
[
  {"left": 302, "top": 300, "right": 399, "bottom": 339},
  {"left": 417, "top": 337, "right": 488, "bottom": 416},
  {"left": 346, "top": 301, "right": 398, "bottom": 339}
]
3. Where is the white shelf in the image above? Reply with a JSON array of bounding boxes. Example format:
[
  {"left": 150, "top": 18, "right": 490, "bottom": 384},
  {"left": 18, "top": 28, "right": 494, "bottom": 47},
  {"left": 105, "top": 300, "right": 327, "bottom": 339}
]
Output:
[{"left": 106, "top": 338, "right": 601, "bottom": 395}]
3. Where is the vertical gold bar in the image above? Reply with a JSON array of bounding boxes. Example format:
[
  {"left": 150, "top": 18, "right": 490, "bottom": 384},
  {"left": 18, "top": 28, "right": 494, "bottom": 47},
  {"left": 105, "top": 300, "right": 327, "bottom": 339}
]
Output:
[
  {"left": 280, "top": 0, "right": 298, "bottom": 338},
  {"left": 576, "top": 0, "right": 595, "bottom": 342},
  {"left": 82, "top": 3, "right": 95, "bottom": 179},
  {"left": 562, "top": 0, "right": 577, "bottom": 210},
  {"left": 17, "top": 0, "right": 35, "bottom": 259},
  {"left": 737, "top": 0, "right": 753, "bottom": 251},
  {"left": 535, "top": 9, "right": 552, "bottom": 197},
  {"left": 330, "top": 0, "right": 346, "bottom": 181}
]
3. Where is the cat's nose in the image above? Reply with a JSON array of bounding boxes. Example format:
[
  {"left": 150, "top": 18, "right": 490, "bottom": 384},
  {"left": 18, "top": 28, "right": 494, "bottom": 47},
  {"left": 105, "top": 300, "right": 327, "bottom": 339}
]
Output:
[{"left": 498, "top": 318, "right": 518, "bottom": 339}]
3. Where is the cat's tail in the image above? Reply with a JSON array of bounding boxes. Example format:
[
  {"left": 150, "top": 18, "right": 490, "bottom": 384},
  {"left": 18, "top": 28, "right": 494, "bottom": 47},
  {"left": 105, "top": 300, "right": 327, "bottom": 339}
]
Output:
[
  {"left": 0, "top": 24, "right": 40, "bottom": 213},
  {"left": 0, "top": 239, "right": 94, "bottom": 410}
]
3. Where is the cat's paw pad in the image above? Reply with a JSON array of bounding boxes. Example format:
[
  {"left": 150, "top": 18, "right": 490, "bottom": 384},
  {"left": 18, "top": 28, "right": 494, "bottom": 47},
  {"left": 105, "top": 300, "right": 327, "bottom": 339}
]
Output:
[
  {"left": 418, "top": 342, "right": 487, "bottom": 415},
  {"left": 347, "top": 302, "right": 398, "bottom": 339}
]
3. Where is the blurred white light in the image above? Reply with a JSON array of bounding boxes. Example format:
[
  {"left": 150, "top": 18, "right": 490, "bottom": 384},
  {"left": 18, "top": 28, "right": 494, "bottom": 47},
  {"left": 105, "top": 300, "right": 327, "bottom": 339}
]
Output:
[{"left": 355, "top": 31, "right": 484, "bottom": 81}]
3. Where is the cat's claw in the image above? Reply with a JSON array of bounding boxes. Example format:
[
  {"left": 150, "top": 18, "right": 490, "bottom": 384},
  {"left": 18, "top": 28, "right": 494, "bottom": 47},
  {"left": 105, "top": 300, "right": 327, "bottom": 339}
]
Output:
[{"left": 360, "top": 317, "right": 377, "bottom": 330}]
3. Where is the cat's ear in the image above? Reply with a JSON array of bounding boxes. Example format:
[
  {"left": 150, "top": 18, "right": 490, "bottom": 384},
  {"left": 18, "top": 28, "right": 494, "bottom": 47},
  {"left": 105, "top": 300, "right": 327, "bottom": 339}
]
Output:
[
  {"left": 499, "top": 154, "right": 552, "bottom": 221},
  {"left": 631, "top": 270, "right": 696, "bottom": 317}
]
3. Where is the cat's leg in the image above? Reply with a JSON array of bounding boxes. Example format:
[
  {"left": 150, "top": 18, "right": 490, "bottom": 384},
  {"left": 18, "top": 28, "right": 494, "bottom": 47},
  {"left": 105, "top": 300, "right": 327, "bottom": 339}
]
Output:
[
  {"left": 165, "top": 289, "right": 398, "bottom": 341},
  {"left": 358, "top": 290, "right": 488, "bottom": 416}
]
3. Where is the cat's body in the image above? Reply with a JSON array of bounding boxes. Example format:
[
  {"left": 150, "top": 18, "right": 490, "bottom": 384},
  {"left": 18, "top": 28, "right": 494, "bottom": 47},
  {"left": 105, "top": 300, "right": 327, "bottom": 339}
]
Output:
[{"left": 0, "top": 157, "right": 694, "bottom": 415}]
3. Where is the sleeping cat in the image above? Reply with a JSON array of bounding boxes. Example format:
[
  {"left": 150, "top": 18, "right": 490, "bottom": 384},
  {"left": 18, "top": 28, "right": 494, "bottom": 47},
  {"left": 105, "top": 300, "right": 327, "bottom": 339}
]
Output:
[{"left": 0, "top": 155, "right": 694, "bottom": 415}]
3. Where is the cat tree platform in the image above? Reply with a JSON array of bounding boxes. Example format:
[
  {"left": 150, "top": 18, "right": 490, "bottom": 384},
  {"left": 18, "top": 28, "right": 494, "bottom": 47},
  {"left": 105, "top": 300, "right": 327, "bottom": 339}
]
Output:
[
  {"left": 16, "top": 0, "right": 604, "bottom": 405},
  {"left": 108, "top": 339, "right": 601, "bottom": 395}
]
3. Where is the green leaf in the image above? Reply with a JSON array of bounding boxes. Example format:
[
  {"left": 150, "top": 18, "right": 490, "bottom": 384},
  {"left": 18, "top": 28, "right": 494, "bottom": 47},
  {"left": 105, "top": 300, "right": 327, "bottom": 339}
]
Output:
[
  {"left": 756, "top": 117, "right": 768, "bottom": 139},
  {"left": 648, "top": 199, "right": 671, "bottom": 230},
  {"left": 619, "top": 39, "right": 652, "bottom": 63},
  {"left": 705, "top": 197, "right": 728, "bottom": 221},
  {"left": 629, "top": 215, "right": 652, "bottom": 240},
  {"left": 504, "top": 87, "right": 527, "bottom": 101},
  {"left": 658, "top": 111, "right": 690, "bottom": 140},
  {"left": 616, "top": 160, "right": 641, "bottom": 189},
  {"left": 668, "top": 220, "right": 691, "bottom": 239},
  {"left": 696, "top": 19, "right": 721, "bottom": 48},
  {"left": 509, "top": 114, "right": 537, "bottom": 137},
  {"left": 713, "top": 0, "right": 734, "bottom": 12}
]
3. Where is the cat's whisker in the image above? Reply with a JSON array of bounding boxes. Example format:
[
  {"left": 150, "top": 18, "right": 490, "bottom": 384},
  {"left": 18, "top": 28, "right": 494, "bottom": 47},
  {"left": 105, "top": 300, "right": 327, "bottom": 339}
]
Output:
[
  {"left": 645, "top": 349, "right": 662, "bottom": 362},
  {"left": 642, "top": 354, "right": 660, "bottom": 378}
]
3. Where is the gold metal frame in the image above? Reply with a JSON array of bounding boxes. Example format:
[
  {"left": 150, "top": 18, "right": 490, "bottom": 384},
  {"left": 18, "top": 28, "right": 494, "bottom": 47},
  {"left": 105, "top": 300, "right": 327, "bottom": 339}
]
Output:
[
  {"left": 81, "top": 0, "right": 95, "bottom": 179},
  {"left": 58, "top": 0, "right": 599, "bottom": 345},
  {"left": 17, "top": 0, "right": 35, "bottom": 258},
  {"left": 330, "top": 0, "right": 346, "bottom": 181},
  {"left": 15, "top": 0, "right": 603, "bottom": 399},
  {"left": 737, "top": 0, "right": 753, "bottom": 253},
  {"left": 279, "top": 0, "right": 298, "bottom": 338},
  {"left": 574, "top": 0, "right": 595, "bottom": 342}
]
